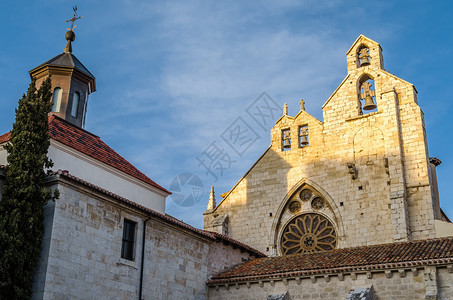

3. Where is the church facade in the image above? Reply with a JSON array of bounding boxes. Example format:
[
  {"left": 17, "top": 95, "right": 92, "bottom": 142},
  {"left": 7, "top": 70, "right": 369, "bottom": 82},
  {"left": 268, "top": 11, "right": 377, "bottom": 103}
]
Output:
[
  {"left": 1, "top": 27, "right": 453, "bottom": 299},
  {"left": 204, "top": 35, "right": 452, "bottom": 254},
  {"left": 204, "top": 35, "right": 453, "bottom": 299}
]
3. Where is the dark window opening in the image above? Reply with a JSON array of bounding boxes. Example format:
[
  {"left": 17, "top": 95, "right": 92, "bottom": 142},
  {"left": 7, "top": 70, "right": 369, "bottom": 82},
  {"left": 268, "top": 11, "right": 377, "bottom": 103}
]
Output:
[{"left": 121, "top": 219, "right": 136, "bottom": 261}]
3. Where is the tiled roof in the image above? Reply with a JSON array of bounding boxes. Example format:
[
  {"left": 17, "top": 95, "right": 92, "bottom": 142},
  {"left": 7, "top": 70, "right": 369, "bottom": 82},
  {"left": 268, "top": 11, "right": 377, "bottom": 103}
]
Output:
[
  {"left": 0, "top": 116, "right": 170, "bottom": 194},
  {"left": 0, "top": 132, "right": 10, "bottom": 144},
  {"left": 50, "top": 170, "right": 265, "bottom": 258},
  {"left": 30, "top": 52, "right": 94, "bottom": 78},
  {"left": 208, "top": 237, "right": 453, "bottom": 284}
]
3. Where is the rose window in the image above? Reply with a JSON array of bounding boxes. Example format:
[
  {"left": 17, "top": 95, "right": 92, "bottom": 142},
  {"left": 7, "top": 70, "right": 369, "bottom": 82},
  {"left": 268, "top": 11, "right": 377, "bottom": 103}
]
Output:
[{"left": 280, "top": 213, "right": 337, "bottom": 255}]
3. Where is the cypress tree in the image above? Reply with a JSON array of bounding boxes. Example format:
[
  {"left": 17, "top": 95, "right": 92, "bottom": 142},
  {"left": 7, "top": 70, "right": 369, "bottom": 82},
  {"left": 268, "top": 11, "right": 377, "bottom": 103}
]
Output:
[{"left": 0, "top": 77, "right": 58, "bottom": 299}]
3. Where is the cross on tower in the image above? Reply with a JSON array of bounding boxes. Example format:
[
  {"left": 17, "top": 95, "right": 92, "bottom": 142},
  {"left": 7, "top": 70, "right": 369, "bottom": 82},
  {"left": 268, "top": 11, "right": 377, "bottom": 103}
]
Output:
[{"left": 65, "top": 6, "right": 83, "bottom": 31}]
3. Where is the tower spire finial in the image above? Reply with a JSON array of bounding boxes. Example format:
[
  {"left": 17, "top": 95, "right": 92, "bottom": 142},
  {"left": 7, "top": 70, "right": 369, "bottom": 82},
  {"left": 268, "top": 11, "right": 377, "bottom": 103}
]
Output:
[
  {"left": 205, "top": 186, "right": 216, "bottom": 213},
  {"left": 64, "top": 6, "right": 83, "bottom": 53}
]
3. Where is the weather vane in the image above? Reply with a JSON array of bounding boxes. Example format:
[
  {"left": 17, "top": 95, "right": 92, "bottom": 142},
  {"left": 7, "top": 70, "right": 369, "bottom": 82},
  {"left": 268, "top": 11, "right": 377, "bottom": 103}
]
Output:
[{"left": 65, "top": 6, "right": 83, "bottom": 31}]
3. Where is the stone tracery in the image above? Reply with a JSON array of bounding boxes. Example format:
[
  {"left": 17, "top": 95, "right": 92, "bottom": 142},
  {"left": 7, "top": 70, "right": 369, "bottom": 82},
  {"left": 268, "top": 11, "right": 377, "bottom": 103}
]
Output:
[{"left": 280, "top": 213, "right": 337, "bottom": 254}]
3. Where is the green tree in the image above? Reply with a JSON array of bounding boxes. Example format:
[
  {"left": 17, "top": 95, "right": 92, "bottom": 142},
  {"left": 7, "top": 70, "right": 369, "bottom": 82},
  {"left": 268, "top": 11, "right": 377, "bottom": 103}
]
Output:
[{"left": 0, "top": 77, "right": 57, "bottom": 299}]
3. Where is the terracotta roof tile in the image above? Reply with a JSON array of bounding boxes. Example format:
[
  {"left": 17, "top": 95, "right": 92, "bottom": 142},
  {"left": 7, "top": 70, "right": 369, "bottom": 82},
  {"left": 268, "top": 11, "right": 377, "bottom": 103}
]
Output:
[
  {"left": 0, "top": 116, "right": 170, "bottom": 194},
  {"left": 0, "top": 132, "right": 11, "bottom": 144},
  {"left": 208, "top": 237, "right": 453, "bottom": 284},
  {"left": 49, "top": 170, "right": 265, "bottom": 258}
]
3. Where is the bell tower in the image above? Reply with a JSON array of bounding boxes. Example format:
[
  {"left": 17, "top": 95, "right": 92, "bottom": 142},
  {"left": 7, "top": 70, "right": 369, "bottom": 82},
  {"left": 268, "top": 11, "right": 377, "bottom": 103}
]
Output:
[{"left": 29, "top": 7, "right": 95, "bottom": 128}]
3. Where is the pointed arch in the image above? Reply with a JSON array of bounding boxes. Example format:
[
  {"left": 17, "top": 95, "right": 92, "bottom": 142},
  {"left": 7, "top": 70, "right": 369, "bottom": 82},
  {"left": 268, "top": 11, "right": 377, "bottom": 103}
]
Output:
[{"left": 269, "top": 178, "right": 344, "bottom": 252}]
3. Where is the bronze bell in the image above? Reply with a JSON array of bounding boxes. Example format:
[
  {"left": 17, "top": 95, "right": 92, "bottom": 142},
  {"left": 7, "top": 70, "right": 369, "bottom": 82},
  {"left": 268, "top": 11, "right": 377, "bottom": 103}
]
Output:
[
  {"left": 363, "top": 95, "right": 377, "bottom": 110},
  {"left": 283, "top": 139, "right": 291, "bottom": 149},
  {"left": 360, "top": 59, "right": 370, "bottom": 67},
  {"left": 300, "top": 135, "right": 309, "bottom": 146}
]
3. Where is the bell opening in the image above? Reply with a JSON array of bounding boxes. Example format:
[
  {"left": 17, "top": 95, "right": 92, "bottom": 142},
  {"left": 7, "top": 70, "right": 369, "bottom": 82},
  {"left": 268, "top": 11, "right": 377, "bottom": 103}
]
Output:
[
  {"left": 357, "top": 45, "right": 371, "bottom": 68},
  {"left": 282, "top": 129, "right": 291, "bottom": 151},
  {"left": 359, "top": 77, "right": 378, "bottom": 114},
  {"left": 299, "top": 125, "right": 309, "bottom": 148}
]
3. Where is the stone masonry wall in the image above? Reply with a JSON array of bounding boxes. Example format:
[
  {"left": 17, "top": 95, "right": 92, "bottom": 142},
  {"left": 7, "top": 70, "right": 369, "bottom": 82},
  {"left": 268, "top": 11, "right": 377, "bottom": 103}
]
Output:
[
  {"left": 32, "top": 178, "right": 255, "bottom": 300},
  {"left": 208, "top": 266, "right": 453, "bottom": 300}
]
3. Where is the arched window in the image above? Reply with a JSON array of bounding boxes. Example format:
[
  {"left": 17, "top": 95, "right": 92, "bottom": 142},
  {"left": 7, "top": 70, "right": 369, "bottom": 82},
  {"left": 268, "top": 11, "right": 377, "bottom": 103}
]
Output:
[
  {"left": 358, "top": 75, "right": 377, "bottom": 114},
  {"left": 357, "top": 45, "right": 371, "bottom": 67},
  {"left": 71, "top": 92, "right": 80, "bottom": 117},
  {"left": 51, "top": 87, "right": 62, "bottom": 112}
]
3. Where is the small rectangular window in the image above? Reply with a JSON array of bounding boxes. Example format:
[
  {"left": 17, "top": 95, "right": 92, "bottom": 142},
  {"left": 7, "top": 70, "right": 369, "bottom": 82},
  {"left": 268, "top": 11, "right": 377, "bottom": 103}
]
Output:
[{"left": 121, "top": 219, "right": 136, "bottom": 261}]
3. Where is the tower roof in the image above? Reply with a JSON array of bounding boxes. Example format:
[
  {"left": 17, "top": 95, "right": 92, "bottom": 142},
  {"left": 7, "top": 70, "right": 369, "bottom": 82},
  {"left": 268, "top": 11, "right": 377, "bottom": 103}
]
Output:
[{"left": 30, "top": 52, "right": 94, "bottom": 78}]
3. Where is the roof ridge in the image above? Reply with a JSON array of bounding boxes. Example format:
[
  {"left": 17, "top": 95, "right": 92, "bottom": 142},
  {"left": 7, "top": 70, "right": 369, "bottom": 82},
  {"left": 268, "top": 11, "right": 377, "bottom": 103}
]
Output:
[{"left": 70, "top": 53, "right": 94, "bottom": 77}]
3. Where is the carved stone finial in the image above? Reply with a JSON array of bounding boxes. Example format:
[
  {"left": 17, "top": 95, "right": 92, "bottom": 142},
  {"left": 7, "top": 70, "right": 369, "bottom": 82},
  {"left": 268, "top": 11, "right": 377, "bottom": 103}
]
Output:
[
  {"left": 206, "top": 186, "right": 216, "bottom": 212},
  {"left": 283, "top": 103, "right": 288, "bottom": 116},
  {"left": 299, "top": 99, "right": 305, "bottom": 111}
]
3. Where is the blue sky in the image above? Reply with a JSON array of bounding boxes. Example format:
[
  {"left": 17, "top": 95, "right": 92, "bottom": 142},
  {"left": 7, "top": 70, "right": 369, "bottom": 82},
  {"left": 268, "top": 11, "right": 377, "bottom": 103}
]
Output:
[{"left": 0, "top": 1, "right": 452, "bottom": 228}]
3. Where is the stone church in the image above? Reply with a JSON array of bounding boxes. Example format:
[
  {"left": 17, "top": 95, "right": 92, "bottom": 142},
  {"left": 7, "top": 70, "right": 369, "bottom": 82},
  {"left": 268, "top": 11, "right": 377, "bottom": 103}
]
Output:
[
  {"left": 203, "top": 35, "right": 453, "bottom": 299},
  {"left": 1, "top": 23, "right": 453, "bottom": 300}
]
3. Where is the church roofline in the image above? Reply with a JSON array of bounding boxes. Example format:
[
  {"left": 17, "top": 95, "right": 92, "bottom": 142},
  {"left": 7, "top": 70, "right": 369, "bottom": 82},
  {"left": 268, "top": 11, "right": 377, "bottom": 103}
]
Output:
[
  {"left": 208, "top": 146, "right": 272, "bottom": 213},
  {"left": 293, "top": 109, "right": 323, "bottom": 125},
  {"left": 208, "top": 237, "right": 453, "bottom": 285},
  {"left": 0, "top": 115, "right": 170, "bottom": 194},
  {"left": 345, "top": 34, "right": 382, "bottom": 55},
  {"left": 322, "top": 69, "right": 417, "bottom": 109},
  {"left": 321, "top": 74, "right": 350, "bottom": 109},
  {"left": 47, "top": 169, "right": 266, "bottom": 258}
]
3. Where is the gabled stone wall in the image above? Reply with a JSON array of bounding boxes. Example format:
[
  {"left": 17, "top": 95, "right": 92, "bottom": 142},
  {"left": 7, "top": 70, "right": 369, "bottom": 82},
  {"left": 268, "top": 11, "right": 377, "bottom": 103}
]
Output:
[{"left": 204, "top": 35, "right": 440, "bottom": 255}]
